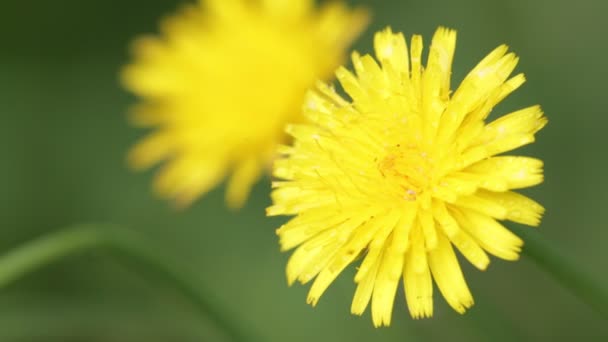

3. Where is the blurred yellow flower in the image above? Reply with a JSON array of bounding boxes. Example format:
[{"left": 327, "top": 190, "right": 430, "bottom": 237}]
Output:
[
  {"left": 123, "top": 0, "right": 368, "bottom": 208},
  {"left": 268, "top": 27, "right": 546, "bottom": 326}
]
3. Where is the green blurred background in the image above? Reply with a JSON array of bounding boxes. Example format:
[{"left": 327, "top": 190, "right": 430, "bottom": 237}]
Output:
[{"left": 0, "top": 0, "right": 606, "bottom": 340}]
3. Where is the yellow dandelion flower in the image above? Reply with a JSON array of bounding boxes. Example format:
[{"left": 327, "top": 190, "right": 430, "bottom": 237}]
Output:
[
  {"left": 268, "top": 27, "right": 546, "bottom": 326},
  {"left": 123, "top": 0, "right": 368, "bottom": 208}
]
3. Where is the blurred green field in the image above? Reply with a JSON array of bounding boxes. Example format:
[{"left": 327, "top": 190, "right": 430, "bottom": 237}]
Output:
[{"left": 0, "top": 0, "right": 607, "bottom": 340}]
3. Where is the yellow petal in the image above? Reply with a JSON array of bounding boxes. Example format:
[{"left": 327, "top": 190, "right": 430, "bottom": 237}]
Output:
[
  {"left": 421, "top": 27, "right": 456, "bottom": 139},
  {"left": 371, "top": 235, "right": 405, "bottom": 327},
  {"left": 355, "top": 211, "right": 401, "bottom": 282},
  {"left": 226, "top": 157, "right": 262, "bottom": 208},
  {"left": 465, "top": 156, "right": 544, "bottom": 191},
  {"left": 418, "top": 208, "right": 438, "bottom": 250},
  {"left": 278, "top": 209, "right": 350, "bottom": 251},
  {"left": 153, "top": 156, "right": 227, "bottom": 207},
  {"left": 128, "top": 132, "right": 175, "bottom": 170},
  {"left": 336, "top": 66, "right": 367, "bottom": 108},
  {"left": 472, "top": 105, "right": 547, "bottom": 157},
  {"left": 431, "top": 200, "right": 460, "bottom": 237},
  {"left": 306, "top": 211, "right": 379, "bottom": 304},
  {"left": 351, "top": 249, "right": 383, "bottom": 315},
  {"left": 286, "top": 229, "right": 341, "bottom": 286},
  {"left": 128, "top": 103, "right": 168, "bottom": 127},
  {"left": 452, "top": 208, "right": 523, "bottom": 261},
  {"left": 389, "top": 206, "right": 416, "bottom": 254},
  {"left": 374, "top": 27, "right": 410, "bottom": 79},
  {"left": 422, "top": 27, "right": 456, "bottom": 136},
  {"left": 431, "top": 27, "right": 457, "bottom": 98},
  {"left": 455, "top": 73, "right": 524, "bottom": 148},
  {"left": 454, "top": 193, "right": 508, "bottom": 220},
  {"left": 410, "top": 34, "right": 424, "bottom": 102},
  {"left": 446, "top": 228, "right": 490, "bottom": 271},
  {"left": 476, "top": 190, "right": 545, "bottom": 226},
  {"left": 436, "top": 204, "right": 490, "bottom": 270},
  {"left": 428, "top": 233, "right": 474, "bottom": 314},
  {"left": 352, "top": 53, "right": 385, "bottom": 93},
  {"left": 465, "top": 73, "right": 526, "bottom": 125},
  {"left": 438, "top": 48, "right": 519, "bottom": 143},
  {"left": 267, "top": 187, "right": 337, "bottom": 216},
  {"left": 440, "top": 173, "right": 480, "bottom": 196},
  {"left": 403, "top": 234, "right": 433, "bottom": 319}
]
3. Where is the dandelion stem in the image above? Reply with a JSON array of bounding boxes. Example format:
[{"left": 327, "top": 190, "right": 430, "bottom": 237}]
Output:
[
  {"left": 0, "top": 224, "right": 253, "bottom": 342},
  {"left": 515, "top": 226, "right": 608, "bottom": 318}
]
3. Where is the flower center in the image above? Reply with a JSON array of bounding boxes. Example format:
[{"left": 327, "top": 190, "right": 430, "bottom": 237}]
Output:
[{"left": 378, "top": 144, "right": 436, "bottom": 201}]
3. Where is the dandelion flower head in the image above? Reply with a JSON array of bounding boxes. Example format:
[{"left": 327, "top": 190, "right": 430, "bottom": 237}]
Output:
[
  {"left": 268, "top": 27, "right": 546, "bottom": 326},
  {"left": 123, "top": 0, "right": 368, "bottom": 207}
]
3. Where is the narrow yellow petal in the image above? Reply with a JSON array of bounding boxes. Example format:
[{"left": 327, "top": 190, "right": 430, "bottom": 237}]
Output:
[
  {"left": 128, "top": 132, "right": 174, "bottom": 170},
  {"left": 466, "top": 73, "right": 527, "bottom": 124},
  {"left": 128, "top": 103, "right": 168, "bottom": 127},
  {"left": 334, "top": 213, "right": 386, "bottom": 256},
  {"left": 422, "top": 27, "right": 456, "bottom": 133},
  {"left": 410, "top": 34, "right": 423, "bottom": 100},
  {"left": 440, "top": 174, "right": 480, "bottom": 196},
  {"left": 314, "top": 2, "right": 370, "bottom": 58},
  {"left": 452, "top": 73, "right": 527, "bottom": 150},
  {"left": 453, "top": 208, "right": 523, "bottom": 261},
  {"left": 226, "top": 157, "right": 262, "bottom": 208},
  {"left": 304, "top": 84, "right": 353, "bottom": 128},
  {"left": 122, "top": 52, "right": 178, "bottom": 96},
  {"left": 433, "top": 27, "right": 457, "bottom": 97},
  {"left": 355, "top": 211, "right": 401, "bottom": 282},
  {"left": 389, "top": 207, "right": 416, "bottom": 254},
  {"left": 374, "top": 27, "right": 409, "bottom": 79},
  {"left": 336, "top": 66, "right": 367, "bottom": 107},
  {"left": 435, "top": 203, "right": 490, "bottom": 270},
  {"left": 466, "top": 156, "right": 544, "bottom": 191},
  {"left": 307, "top": 258, "right": 351, "bottom": 306},
  {"left": 438, "top": 50, "right": 519, "bottom": 143},
  {"left": 496, "top": 73, "right": 527, "bottom": 103},
  {"left": 351, "top": 249, "right": 383, "bottom": 315},
  {"left": 298, "top": 244, "right": 341, "bottom": 286},
  {"left": 431, "top": 200, "right": 460, "bottom": 238},
  {"left": 306, "top": 212, "right": 379, "bottom": 304},
  {"left": 472, "top": 105, "right": 547, "bottom": 156},
  {"left": 422, "top": 27, "right": 456, "bottom": 125},
  {"left": 469, "top": 44, "right": 509, "bottom": 75},
  {"left": 403, "top": 239, "right": 433, "bottom": 319},
  {"left": 409, "top": 226, "right": 428, "bottom": 274},
  {"left": 446, "top": 229, "right": 490, "bottom": 271},
  {"left": 278, "top": 210, "right": 349, "bottom": 251},
  {"left": 454, "top": 193, "right": 508, "bottom": 220},
  {"left": 371, "top": 236, "right": 405, "bottom": 327},
  {"left": 418, "top": 209, "right": 438, "bottom": 250},
  {"left": 286, "top": 229, "right": 340, "bottom": 286},
  {"left": 476, "top": 190, "right": 545, "bottom": 226},
  {"left": 153, "top": 157, "right": 227, "bottom": 207},
  {"left": 352, "top": 53, "right": 385, "bottom": 92},
  {"left": 428, "top": 233, "right": 474, "bottom": 314}
]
